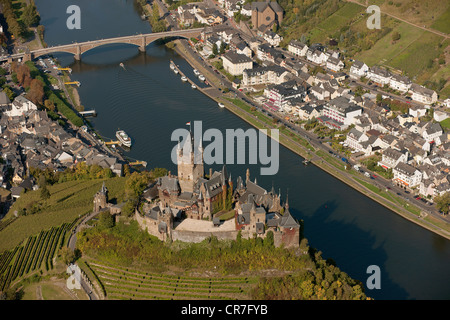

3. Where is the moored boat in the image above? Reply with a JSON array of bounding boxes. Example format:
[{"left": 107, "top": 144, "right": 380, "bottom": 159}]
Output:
[
  {"left": 191, "top": 84, "right": 197, "bottom": 89},
  {"left": 218, "top": 103, "right": 225, "bottom": 108},
  {"left": 181, "top": 76, "right": 188, "bottom": 82},
  {"left": 198, "top": 74, "right": 205, "bottom": 81},
  {"left": 116, "top": 130, "right": 132, "bottom": 148}
]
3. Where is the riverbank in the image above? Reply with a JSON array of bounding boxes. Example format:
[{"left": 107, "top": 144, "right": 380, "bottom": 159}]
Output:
[{"left": 169, "top": 39, "right": 450, "bottom": 241}]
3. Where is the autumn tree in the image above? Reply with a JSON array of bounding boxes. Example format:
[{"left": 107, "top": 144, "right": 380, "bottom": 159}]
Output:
[
  {"left": 44, "top": 99, "right": 55, "bottom": 111},
  {"left": 26, "top": 79, "right": 45, "bottom": 105},
  {"left": 16, "top": 65, "right": 31, "bottom": 87}
]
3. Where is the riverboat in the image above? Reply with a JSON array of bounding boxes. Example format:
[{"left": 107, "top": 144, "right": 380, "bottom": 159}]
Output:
[{"left": 116, "top": 130, "right": 132, "bottom": 148}]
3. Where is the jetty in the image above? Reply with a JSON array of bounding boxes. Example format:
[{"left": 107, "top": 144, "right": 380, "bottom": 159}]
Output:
[
  {"left": 170, "top": 60, "right": 205, "bottom": 89},
  {"left": 79, "top": 110, "right": 97, "bottom": 117}
]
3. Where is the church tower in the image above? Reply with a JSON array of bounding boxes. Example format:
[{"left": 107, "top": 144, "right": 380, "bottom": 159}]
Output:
[{"left": 177, "top": 132, "right": 204, "bottom": 193}]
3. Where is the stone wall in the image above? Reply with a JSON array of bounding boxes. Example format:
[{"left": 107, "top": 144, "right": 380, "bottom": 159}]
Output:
[{"left": 172, "top": 229, "right": 240, "bottom": 243}]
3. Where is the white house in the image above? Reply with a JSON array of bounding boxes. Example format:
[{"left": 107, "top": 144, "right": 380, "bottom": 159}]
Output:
[
  {"left": 288, "top": 40, "right": 308, "bottom": 57},
  {"left": 241, "top": 3, "right": 252, "bottom": 16},
  {"left": 263, "top": 31, "right": 282, "bottom": 47},
  {"left": 4, "top": 95, "right": 38, "bottom": 117},
  {"left": 345, "top": 128, "right": 369, "bottom": 152},
  {"left": 422, "top": 123, "right": 443, "bottom": 143},
  {"left": 319, "top": 96, "right": 362, "bottom": 130},
  {"left": 434, "top": 111, "right": 449, "bottom": 122},
  {"left": 326, "top": 56, "right": 344, "bottom": 72},
  {"left": 242, "top": 65, "right": 290, "bottom": 86},
  {"left": 389, "top": 74, "right": 411, "bottom": 93},
  {"left": 393, "top": 162, "right": 422, "bottom": 188},
  {"left": 378, "top": 147, "right": 408, "bottom": 170},
  {"left": 409, "top": 84, "right": 438, "bottom": 104},
  {"left": 349, "top": 60, "right": 369, "bottom": 79},
  {"left": 408, "top": 105, "right": 427, "bottom": 118},
  {"left": 367, "top": 66, "right": 391, "bottom": 86},
  {"left": 306, "top": 49, "right": 327, "bottom": 65},
  {"left": 221, "top": 51, "right": 253, "bottom": 76}
]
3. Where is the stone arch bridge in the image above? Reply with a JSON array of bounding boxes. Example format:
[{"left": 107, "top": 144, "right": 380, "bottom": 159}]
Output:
[{"left": 11, "top": 28, "right": 203, "bottom": 62}]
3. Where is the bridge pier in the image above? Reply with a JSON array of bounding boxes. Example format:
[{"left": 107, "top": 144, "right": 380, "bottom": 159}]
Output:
[{"left": 139, "top": 36, "right": 147, "bottom": 53}]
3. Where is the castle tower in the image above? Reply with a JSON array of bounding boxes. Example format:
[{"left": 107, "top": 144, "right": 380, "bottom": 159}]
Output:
[
  {"left": 177, "top": 132, "right": 204, "bottom": 193},
  {"left": 93, "top": 181, "right": 108, "bottom": 212}
]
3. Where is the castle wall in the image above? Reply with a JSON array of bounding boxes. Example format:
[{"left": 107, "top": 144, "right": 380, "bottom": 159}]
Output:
[{"left": 172, "top": 229, "right": 239, "bottom": 243}]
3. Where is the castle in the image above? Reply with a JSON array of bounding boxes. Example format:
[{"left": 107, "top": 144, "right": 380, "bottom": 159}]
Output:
[{"left": 134, "top": 132, "right": 300, "bottom": 248}]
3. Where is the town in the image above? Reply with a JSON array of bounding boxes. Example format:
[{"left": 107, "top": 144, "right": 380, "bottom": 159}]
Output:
[{"left": 160, "top": 0, "right": 450, "bottom": 212}]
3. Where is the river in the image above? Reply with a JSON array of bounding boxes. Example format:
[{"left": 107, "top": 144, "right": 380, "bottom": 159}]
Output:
[{"left": 34, "top": 0, "right": 450, "bottom": 300}]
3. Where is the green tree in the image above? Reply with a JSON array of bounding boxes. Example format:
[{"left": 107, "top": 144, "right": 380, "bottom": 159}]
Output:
[
  {"left": 212, "top": 43, "right": 218, "bottom": 55},
  {"left": 435, "top": 193, "right": 450, "bottom": 214},
  {"left": 40, "top": 185, "right": 50, "bottom": 200},
  {"left": 22, "top": 5, "right": 40, "bottom": 27},
  {"left": 98, "top": 211, "right": 115, "bottom": 229}
]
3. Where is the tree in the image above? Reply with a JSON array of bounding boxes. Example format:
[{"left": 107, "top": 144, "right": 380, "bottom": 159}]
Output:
[
  {"left": 22, "top": 5, "right": 40, "bottom": 27},
  {"left": 219, "top": 41, "right": 226, "bottom": 54},
  {"left": 59, "top": 247, "right": 75, "bottom": 265},
  {"left": 435, "top": 193, "right": 450, "bottom": 214},
  {"left": 40, "top": 185, "right": 50, "bottom": 200},
  {"left": 272, "top": 23, "right": 278, "bottom": 33},
  {"left": 27, "top": 79, "right": 45, "bottom": 105},
  {"left": 391, "top": 31, "right": 401, "bottom": 42},
  {"left": 98, "top": 211, "right": 115, "bottom": 229},
  {"left": 212, "top": 43, "right": 218, "bottom": 55}
]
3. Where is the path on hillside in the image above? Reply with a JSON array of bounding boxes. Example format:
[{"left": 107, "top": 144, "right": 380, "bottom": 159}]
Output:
[{"left": 346, "top": 0, "right": 449, "bottom": 39}]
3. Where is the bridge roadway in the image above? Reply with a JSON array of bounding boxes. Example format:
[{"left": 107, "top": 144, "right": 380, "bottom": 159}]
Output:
[{"left": 3, "top": 28, "right": 203, "bottom": 62}]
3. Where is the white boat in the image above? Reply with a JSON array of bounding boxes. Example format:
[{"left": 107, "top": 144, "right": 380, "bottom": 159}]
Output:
[
  {"left": 302, "top": 159, "right": 310, "bottom": 165},
  {"left": 173, "top": 69, "right": 179, "bottom": 74},
  {"left": 170, "top": 62, "right": 175, "bottom": 70},
  {"left": 116, "top": 130, "right": 132, "bottom": 148},
  {"left": 193, "top": 69, "right": 200, "bottom": 76},
  {"left": 181, "top": 76, "right": 188, "bottom": 82},
  {"left": 198, "top": 74, "right": 205, "bottom": 81},
  {"left": 218, "top": 103, "right": 225, "bottom": 108},
  {"left": 191, "top": 84, "right": 197, "bottom": 89}
]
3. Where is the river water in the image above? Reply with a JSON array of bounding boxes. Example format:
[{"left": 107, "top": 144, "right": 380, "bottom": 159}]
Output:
[{"left": 34, "top": 0, "right": 450, "bottom": 300}]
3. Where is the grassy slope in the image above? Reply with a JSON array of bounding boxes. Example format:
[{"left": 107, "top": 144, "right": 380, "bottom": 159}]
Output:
[
  {"left": 283, "top": 0, "right": 449, "bottom": 98},
  {"left": 0, "top": 177, "right": 127, "bottom": 252}
]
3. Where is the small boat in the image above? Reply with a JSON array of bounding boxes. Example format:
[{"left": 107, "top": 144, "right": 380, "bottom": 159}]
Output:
[
  {"left": 218, "top": 103, "right": 225, "bottom": 108},
  {"left": 116, "top": 130, "right": 132, "bottom": 148},
  {"left": 181, "top": 76, "right": 188, "bottom": 82},
  {"left": 119, "top": 62, "right": 125, "bottom": 69},
  {"left": 193, "top": 69, "right": 200, "bottom": 76},
  {"left": 170, "top": 62, "right": 175, "bottom": 70},
  {"left": 173, "top": 69, "right": 179, "bottom": 74},
  {"left": 302, "top": 159, "right": 310, "bottom": 165},
  {"left": 191, "top": 84, "right": 197, "bottom": 89},
  {"left": 198, "top": 74, "right": 206, "bottom": 81}
]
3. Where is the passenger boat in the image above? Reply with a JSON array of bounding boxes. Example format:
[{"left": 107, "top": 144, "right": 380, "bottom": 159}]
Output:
[{"left": 116, "top": 130, "right": 132, "bottom": 148}]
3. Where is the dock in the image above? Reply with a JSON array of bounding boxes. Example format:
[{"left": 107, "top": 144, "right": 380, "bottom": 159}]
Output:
[
  {"left": 170, "top": 60, "right": 204, "bottom": 89},
  {"left": 79, "top": 109, "right": 97, "bottom": 117}
]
